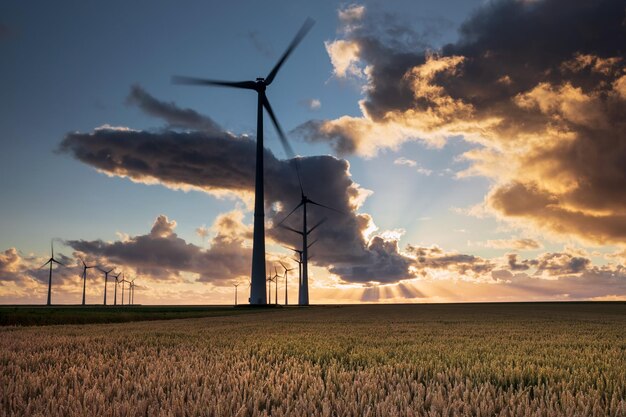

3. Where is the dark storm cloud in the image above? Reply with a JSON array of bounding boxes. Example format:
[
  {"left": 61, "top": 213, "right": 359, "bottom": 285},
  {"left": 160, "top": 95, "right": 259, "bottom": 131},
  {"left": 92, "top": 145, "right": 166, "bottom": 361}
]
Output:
[
  {"left": 126, "top": 85, "right": 223, "bottom": 134},
  {"left": 298, "top": 0, "right": 626, "bottom": 245}
]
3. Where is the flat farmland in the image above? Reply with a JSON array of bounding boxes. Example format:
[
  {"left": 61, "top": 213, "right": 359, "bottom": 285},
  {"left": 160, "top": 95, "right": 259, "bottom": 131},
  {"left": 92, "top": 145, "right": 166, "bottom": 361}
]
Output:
[{"left": 1, "top": 303, "right": 625, "bottom": 416}]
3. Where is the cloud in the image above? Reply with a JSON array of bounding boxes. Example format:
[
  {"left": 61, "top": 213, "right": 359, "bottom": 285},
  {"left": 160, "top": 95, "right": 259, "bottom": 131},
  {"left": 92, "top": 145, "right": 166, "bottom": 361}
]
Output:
[
  {"left": 394, "top": 157, "right": 416, "bottom": 167},
  {"left": 474, "top": 238, "right": 542, "bottom": 250},
  {"left": 296, "top": 0, "right": 626, "bottom": 246},
  {"left": 126, "top": 85, "right": 223, "bottom": 134},
  {"left": 66, "top": 213, "right": 252, "bottom": 284},
  {"left": 195, "top": 225, "right": 210, "bottom": 242},
  {"left": 59, "top": 87, "right": 419, "bottom": 284},
  {"left": 393, "top": 157, "right": 432, "bottom": 175},
  {"left": 300, "top": 98, "right": 321, "bottom": 111}
]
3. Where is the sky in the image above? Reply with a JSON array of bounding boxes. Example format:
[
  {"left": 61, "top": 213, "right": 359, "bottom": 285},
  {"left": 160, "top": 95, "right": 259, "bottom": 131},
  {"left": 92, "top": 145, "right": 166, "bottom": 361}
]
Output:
[{"left": 1, "top": 0, "right": 626, "bottom": 305}]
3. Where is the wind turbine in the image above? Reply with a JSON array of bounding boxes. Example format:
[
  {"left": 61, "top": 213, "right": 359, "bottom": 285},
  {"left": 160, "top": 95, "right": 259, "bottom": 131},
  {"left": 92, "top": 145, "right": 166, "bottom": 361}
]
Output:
[
  {"left": 112, "top": 272, "right": 121, "bottom": 306},
  {"left": 173, "top": 18, "right": 314, "bottom": 305},
  {"left": 79, "top": 258, "right": 96, "bottom": 306},
  {"left": 40, "top": 240, "right": 64, "bottom": 306},
  {"left": 131, "top": 278, "right": 137, "bottom": 305},
  {"left": 120, "top": 273, "right": 128, "bottom": 306},
  {"left": 266, "top": 273, "right": 274, "bottom": 305},
  {"left": 128, "top": 278, "right": 135, "bottom": 305},
  {"left": 98, "top": 267, "right": 115, "bottom": 306},
  {"left": 279, "top": 192, "right": 341, "bottom": 305},
  {"left": 234, "top": 283, "right": 240, "bottom": 306},
  {"left": 273, "top": 266, "right": 280, "bottom": 305},
  {"left": 279, "top": 261, "right": 296, "bottom": 305}
]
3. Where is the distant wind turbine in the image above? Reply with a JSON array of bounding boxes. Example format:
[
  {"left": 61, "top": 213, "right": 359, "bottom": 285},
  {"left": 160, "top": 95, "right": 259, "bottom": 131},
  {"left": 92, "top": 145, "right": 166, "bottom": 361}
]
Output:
[
  {"left": 279, "top": 191, "right": 342, "bottom": 305},
  {"left": 112, "top": 272, "right": 121, "bottom": 306},
  {"left": 40, "top": 240, "right": 64, "bottom": 306},
  {"left": 120, "top": 273, "right": 128, "bottom": 306},
  {"left": 98, "top": 267, "right": 115, "bottom": 306},
  {"left": 79, "top": 258, "right": 96, "bottom": 306},
  {"left": 234, "top": 283, "right": 240, "bottom": 306},
  {"left": 279, "top": 261, "right": 296, "bottom": 305},
  {"left": 173, "top": 18, "right": 315, "bottom": 305},
  {"left": 273, "top": 266, "right": 280, "bottom": 305}
]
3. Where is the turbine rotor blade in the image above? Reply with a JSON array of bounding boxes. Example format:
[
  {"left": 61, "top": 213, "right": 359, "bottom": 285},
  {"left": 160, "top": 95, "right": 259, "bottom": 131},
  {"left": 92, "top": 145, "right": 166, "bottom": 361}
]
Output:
[
  {"left": 276, "top": 201, "right": 304, "bottom": 227},
  {"left": 279, "top": 224, "right": 303, "bottom": 235},
  {"left": 263, "top": 96, "right": 305, "bottom": 194},
  {"left": 307, "top": 238, "right": 319, "bottom": 249},
  {"left": 39, "top": 259, "right": 52, "bottom": 269},
  {"left": 262, "top": 96, "right": 295, "bottom": 158},
  {"left": 52, "top": 259, "right": 64, "bottom": 266},
  {"left": 307, "top": 199, "right": 346, "bottom": 215},
  {"left": 265, "top": 18, "right": 315, "bottom": 85},
  {"left": 307, "top": 218, "right": 327, "bottom": 235},
  {"left": 172, "top": 76, "right": 257, "bottom": 90}
]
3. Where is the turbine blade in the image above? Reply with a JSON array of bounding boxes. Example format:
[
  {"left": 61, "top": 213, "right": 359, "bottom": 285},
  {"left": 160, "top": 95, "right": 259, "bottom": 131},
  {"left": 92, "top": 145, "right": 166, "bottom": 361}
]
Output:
[
  {"left": 39, "top": 259, "right": 52, "bottom": 269},
  {"left": 279, "top": 260, "right": 288, "bottom": 271},
  {"left": 172, "top": 76, "right": 257, "bottom": 90},
  {"left": 52, "top": 259, "right": 64, "bottom": 266},
  {"left": 307, "top": 238, "right": 319, "bottom": 249},
  {"left": 265, "top": 18, "right": 315, "bottom": 85},
  {"left": 307, "top": 199, "right": 346, "bottom": 214},
  {"left": 263, "top": 96, "right": 305, "bottom": 194},
  {"left": 276, "top": 201, "right": 304, "bottom": 227},
  {"left": 307, "top": 218, "right": 327, "bottom": 235},
  {"left": 262, "top": 96, "right": 295, "bottom": 158},
  {"left": 279, "top": 224, "right": 303, "bottom": 235},
  {"left": 51, "top": 240, "right": 54, "bottom": 258}
]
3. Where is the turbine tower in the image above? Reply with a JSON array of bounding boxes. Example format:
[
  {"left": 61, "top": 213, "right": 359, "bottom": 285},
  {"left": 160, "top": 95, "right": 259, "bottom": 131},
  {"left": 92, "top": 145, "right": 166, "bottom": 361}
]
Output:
[
  {"left": 279, "top": 261, "right": 296, "bottom": 305},
  {"left": 130, "top": 279, "right": 135, "bottom": 305},
  {"left": 234, "top": 283, "right": 240, "bottom": 306},
  {"left": 79, "top": 258, "right": 96, "bottom": 306},
  {"left": 112, "top": 272, "right": 121, "bottom": 306},
  {"left": 173, "top": 18, "right": 314, "bottom": 305},
  {"left": 273, "top": 266, "right": 280, "bottom": 305},
  {"left": 98, "top": 267, "right": 115, "bottom": 306},
  {"left": 40, "top": 240, "right": 64, "bottom": 306},
  {"left": 120, "top": 273, "right": 127, "bottom": 306}
]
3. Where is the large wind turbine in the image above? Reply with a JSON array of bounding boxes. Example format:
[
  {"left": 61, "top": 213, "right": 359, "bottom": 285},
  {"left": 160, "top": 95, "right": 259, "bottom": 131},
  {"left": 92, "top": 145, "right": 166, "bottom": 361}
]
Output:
[
  {"left": 79, "top": 258, "right": 96, "bottom": 306},
  {"left": 173, "top": 18, "right": 314, "bottom": 305},
  {"left": 40, "top": 240, "right": 64, "bottom": 306},
  {"left": 98, "top": 267, "right": 115, "bottom": 306}
]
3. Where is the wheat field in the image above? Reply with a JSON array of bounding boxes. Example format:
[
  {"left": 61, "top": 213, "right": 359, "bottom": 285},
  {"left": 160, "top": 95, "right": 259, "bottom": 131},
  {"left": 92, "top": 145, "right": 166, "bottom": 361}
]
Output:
[{"left": 1, "top": 303, "right": 625, "bottom": 416}]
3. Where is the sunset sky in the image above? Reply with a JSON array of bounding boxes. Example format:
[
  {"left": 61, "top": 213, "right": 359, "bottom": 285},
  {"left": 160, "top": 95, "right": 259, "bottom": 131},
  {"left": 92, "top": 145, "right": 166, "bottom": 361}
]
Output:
[{"left": 1, "top": 0, "right": 625, "bottom": 304}]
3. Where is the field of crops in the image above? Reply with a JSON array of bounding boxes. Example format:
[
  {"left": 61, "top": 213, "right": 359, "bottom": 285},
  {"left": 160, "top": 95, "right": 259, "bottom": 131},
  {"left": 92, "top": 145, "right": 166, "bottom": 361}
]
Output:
[{"left": 2, "top": 303, "right": 625, "bottom": 416}]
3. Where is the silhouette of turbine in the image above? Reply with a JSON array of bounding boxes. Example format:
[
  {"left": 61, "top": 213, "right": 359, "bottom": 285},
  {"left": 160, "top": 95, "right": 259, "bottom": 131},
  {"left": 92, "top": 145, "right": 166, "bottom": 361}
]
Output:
[
  {"left": 173, "top": 18, "right": 314, "bottom": 305},
  {"left": 40, "top": 240, "right": 64, "bottom": 306},
  {"left": 120, "top": 273, "right": 128, "bottom": 306},
  {"left": 112, "top": 272, "right": 121, "bottom": 306},
  {"left": 273, "top": 266, "right": 280, "bottom": 305},
  {"left": 234, "top": 283, "right": 240, "bottom": 306},
  {"left": 79, "top": 258, "right": 96, "bottom": 306},
  {"left": 279, "top": 261, "right": 296, "bottom": 305},
  {"left": 98, "top": 267, "right": 115, "bottom": 306},
  {"left": 278, "top": 192, "right": 341, "bottom": 305}
]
